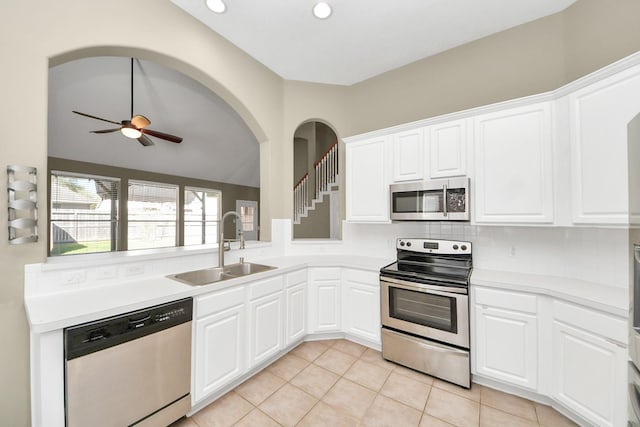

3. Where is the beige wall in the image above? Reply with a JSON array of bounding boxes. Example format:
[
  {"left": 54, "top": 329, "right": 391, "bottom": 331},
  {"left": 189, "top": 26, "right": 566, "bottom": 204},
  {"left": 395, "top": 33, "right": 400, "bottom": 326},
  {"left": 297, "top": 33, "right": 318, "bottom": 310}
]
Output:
[
  {"left": 344, "top": 0, "right": 640, "bottom": 136},
  {"left": 564, "top": 0, "right": 640, "bottom": 82},
  {"left": 0, "top": 1, "right": 284, "bottom": 425},
  {"left": 2, "top": 0, "right": 640, "bottom": 425}
]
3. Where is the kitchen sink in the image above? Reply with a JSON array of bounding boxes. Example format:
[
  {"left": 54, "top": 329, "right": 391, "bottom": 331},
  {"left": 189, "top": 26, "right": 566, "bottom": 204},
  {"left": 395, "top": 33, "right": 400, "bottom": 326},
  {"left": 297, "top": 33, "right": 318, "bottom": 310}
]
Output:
[{"left": 169, "top": 262, "right": 276, "bottom": 286}]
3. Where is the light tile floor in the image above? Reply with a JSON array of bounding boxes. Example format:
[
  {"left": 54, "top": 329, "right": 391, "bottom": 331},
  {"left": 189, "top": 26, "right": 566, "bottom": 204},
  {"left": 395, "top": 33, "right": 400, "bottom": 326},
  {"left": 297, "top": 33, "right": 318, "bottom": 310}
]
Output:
[{"left": 172, "top": 339, "right": 578, "bottom": 427}]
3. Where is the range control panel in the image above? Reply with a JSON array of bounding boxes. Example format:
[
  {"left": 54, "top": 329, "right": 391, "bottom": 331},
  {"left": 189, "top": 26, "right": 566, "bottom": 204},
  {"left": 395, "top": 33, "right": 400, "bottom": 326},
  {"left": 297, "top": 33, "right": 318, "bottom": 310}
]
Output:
[{"left": 397, "top": 238, "right": 472, "bottom": 255}]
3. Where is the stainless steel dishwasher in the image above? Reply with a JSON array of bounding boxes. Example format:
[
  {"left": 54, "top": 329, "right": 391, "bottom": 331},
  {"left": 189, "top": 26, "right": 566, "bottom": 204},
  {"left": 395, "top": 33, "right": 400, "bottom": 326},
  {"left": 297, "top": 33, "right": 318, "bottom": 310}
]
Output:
[{"left": 64, "top": 298, "right": 193, "bottom": 427}]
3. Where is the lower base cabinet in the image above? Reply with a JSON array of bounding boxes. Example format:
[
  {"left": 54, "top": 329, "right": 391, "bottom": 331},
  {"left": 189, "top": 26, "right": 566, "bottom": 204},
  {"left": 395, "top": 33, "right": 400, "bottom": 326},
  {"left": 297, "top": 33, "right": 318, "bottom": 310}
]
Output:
[
  {"left": 247, "top": 276, "right": 285, "bottom": 367},
  {"left": 193, "top": 287, "right": 246, "bottom": 403},
  {"left": 308, "top": 268, "right": 342, "bottom": 333},
  {"left": 342, "top": 269, "right": 380, "bottom": 343},
  {"left": 552, "top": 303, "right": 627, "bottom": 427},
  {"left": 473, "top": 287, "right": 538, "bottom": 390},
  {"left": 286, "top": 284, "right": 307, "bottom": 345},
  {"left": 474, "top": 305, "right": 538, "bottom": 390},
  {"left": 472, "top": 284, "right": 628, "bottom": 427}
]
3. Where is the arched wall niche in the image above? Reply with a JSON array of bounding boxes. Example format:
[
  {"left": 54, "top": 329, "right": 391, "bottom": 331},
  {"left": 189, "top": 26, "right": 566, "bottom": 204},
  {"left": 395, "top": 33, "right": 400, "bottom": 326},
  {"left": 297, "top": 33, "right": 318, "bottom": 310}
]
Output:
[{"left": 292, "top": 118, "right": 341, "bottom": 240}]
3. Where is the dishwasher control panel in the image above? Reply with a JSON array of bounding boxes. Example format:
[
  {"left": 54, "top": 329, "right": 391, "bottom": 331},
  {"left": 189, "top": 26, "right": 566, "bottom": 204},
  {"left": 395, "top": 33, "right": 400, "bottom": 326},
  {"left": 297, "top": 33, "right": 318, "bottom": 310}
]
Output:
[{"left": 64, "top": 297, "right": 193, "bottom": 360}]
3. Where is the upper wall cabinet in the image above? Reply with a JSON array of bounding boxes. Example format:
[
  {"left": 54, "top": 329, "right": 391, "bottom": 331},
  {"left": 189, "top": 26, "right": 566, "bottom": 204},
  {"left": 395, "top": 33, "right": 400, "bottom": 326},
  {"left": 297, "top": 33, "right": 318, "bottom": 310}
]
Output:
[
  {"left": 474, "top": 102, "right": 554, "bottom": 224},
  {"left": 345, "top": 136, "right": 391, "bottom": 223},
  {"left": 569, "top": 64, "right": 640, "bottom": 225},
  {"left": 429, "top": 119, "right": 468, "bottom": 178},
  {"left": 392, "top": 128, "right": 426, "bottom": 182}
]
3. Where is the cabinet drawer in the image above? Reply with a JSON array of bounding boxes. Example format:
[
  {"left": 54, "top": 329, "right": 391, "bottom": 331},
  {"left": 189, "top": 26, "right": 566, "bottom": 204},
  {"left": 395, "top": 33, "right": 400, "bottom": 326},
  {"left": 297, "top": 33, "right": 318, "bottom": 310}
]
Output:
[
  {"left": 553, "top": 300, "right": 627, "bottom": 345},
  {"left": 249, "top": 276, "right": 284, "bottom": 300},
  {"left": 474, "top": 287, "right": 537, "bottom": 314},
  {"left": 286, "top": 269, "right": 307, "bottom": 288},
  {"left": 310, "top": 267, "right": 341, "bottom": 281},
  {"left": 196, "top": 286, "right": 245, "bottom": 318},
  {"left": 342, "top": 268, "right": 378, "bottom": 286}
]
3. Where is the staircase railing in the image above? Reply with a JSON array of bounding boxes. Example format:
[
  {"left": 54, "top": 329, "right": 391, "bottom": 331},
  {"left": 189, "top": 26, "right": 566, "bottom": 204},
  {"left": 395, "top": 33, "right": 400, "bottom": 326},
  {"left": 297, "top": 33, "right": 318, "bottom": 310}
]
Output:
[
  {"left": 293, "top": 173, "right": 308, "bottom": 223},
  {"left": 293, "top": 142, "right": 339, "bottom": 223},
  {"left": 314, "top": 142, "right": 339, "bottom": 197}
]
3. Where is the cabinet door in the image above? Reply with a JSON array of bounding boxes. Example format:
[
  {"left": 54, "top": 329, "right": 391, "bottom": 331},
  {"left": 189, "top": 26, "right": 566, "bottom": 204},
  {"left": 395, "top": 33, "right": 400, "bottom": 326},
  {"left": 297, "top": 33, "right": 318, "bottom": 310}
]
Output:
[
  {"left": 475, "top": 305, "right": 538, "bottom": 390},
  {"left": 392, "top": 128, "right": 425, "bottom": 182},
  {"left": 308, "top": 268, "right": 341, "bottom": 333},
  {"left": 552, "top": 320, "right": 626, "bottom": 427},
  {"left": 569, "top": 65, "right": 640, "bottom": 224},
  {"left": 342, "top": 269, "right": 380, "bottom": 343},
  {"left": 248, "top": 291, "right": 284, "bottom": 367},
  {"left": 193, "top": 304, "right": 245, "bottom": 403},
  {"left": 474, "top": 102, "right": 553, "bottom": 223},
  {"left": 286, "top": 283, "right": 307, "bottom": 346},
  {"left": 345, "top": 137, "right": 391, "bottom": 222},
  {"left": 430, "top": 119, "right": 467, "bottom": 178}
]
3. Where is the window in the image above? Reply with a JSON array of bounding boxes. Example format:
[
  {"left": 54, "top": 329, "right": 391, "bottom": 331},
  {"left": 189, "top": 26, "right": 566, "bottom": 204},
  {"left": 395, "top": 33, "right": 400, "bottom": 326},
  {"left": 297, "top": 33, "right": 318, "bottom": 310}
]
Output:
[
  {"left": 47, "top": 164, "right": 244, "bottom": 257},
  {"left": 50, "top": 172, "right": 119, "bottom": 256},
  {"left": 184, "top": 187, "right": 221, "bottom": 245},
  {"left": 127, "top": 180, "right": 178, "bottom": 250}
]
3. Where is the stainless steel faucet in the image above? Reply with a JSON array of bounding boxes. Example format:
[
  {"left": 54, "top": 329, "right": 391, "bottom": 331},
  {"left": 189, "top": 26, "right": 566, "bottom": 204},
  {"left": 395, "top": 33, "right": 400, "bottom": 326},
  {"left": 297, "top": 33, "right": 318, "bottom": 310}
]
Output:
[{"left": 218, "top": 211, "right": 244, "bottom": 267}]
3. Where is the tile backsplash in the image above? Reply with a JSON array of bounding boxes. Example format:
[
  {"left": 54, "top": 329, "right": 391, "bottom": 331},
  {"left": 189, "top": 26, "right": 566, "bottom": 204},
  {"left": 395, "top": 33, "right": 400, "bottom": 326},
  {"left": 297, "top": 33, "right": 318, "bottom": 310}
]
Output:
[{"left": 342, "top": 221, "right": 629, "bottom": 289}]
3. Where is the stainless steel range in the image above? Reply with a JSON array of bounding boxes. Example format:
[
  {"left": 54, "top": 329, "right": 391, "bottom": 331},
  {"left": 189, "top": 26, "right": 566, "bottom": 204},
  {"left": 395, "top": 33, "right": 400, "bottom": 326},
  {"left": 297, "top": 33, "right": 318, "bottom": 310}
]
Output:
[{"left": 380, "top": 238, "right": 472, "bottom": 388}]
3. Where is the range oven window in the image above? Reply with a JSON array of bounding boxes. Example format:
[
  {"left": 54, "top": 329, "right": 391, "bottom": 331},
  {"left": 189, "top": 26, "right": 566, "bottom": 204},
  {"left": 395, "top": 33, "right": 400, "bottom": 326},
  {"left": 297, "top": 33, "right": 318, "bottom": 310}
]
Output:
[{"left": 389, "top": 287, "right": 457, "bottom": 333}]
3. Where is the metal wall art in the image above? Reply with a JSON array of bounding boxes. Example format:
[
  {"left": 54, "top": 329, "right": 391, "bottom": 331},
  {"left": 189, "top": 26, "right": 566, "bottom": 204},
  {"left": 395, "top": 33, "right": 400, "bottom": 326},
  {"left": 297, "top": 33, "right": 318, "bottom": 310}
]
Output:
[{"left": 7, "top": 165, "right": 38, "bottom": 244}]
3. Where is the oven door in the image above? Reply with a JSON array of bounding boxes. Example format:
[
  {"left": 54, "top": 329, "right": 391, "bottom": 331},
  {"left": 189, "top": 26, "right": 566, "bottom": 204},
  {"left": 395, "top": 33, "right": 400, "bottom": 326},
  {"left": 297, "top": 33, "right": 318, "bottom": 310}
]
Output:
[{"left": 380, "top": 276, "right": 469, "bottom": 348}]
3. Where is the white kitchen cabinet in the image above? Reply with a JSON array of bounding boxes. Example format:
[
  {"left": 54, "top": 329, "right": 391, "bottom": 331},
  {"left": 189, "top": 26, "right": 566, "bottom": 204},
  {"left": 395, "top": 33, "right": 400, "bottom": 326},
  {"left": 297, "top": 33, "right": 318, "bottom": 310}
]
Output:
[
  {"left": 429, "top": 119, "right": 468, "bottom": 178},
  {"left": 473, "top": 101, "right": 554, "bottom": 224},
  {"left": 392, "top": 128, "right": 426, "bottom": 182},
  {"left": 307, "top": 267, "right": 341, "bottom": 333},
  {"left": 552, "top": 301, "right": 627, "bottom": 427},
  {"left": 568, "top": 64, "right": 640, "bottom": 225},
  {"left": 285, "top": 269, "right": 307, "bottom": 346},
  {"left": 247, "top": 276, "right": 284, "bottom": 367},
  {"left": 193, "top": 287, "right": 246, "bottom": 403},
  {"left": 341, "top": 268, "right": 380, "bottom": 343},
  {"left": 473, "top": 287, "right": 538, "bottom": 391},
  {"left": 345, "top": 136, "right": 391, "bottom": 222}
]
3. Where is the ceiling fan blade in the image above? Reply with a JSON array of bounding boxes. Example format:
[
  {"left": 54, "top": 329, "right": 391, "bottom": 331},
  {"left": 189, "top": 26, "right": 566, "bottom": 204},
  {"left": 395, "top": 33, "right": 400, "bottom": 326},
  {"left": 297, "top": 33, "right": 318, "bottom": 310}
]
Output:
[
  {"left": 137, "top": 134, "right": 155, "bottom": 147},
  {"left": 142, "top": 128, "right": 183, "bottom": 143},
  {"left": 131, "top": 115, "right": 150, "bottom": 129},
  {"left": 72, "top": 110, "right": 121, "bottom": 125},
  {"left": 90, "top": 128, "right": 121, "bottom": 134}
]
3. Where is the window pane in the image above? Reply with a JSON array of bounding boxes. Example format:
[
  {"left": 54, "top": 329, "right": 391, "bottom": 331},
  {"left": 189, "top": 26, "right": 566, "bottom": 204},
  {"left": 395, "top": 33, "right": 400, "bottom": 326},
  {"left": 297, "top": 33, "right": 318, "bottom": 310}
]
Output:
[
  {"left": 128, "top": 181, "right": 177, "bottom": 250},
  {"left": 50, "top": 174, "right": 119, "bottom": 256},
  {"left": 184, "top": 187, "right": 220, "bottom": 245},
  {"left": 240, "top": 206, "right": 255, "bottom": 232}
]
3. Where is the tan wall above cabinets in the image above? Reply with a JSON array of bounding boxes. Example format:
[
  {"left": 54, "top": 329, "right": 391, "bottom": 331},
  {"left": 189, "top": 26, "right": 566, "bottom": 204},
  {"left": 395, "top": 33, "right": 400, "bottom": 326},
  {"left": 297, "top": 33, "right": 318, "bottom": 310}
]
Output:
[{"left": 343, "top": 53, "right": 640, "bottom": 227}]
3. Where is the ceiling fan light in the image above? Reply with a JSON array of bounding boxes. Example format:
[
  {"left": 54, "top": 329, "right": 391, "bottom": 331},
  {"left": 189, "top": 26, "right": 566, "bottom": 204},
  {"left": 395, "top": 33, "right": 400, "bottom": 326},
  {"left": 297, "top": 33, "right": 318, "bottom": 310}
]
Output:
[
  {"left": 205, "top": 0, "right": 226, "bottom": 14},
  {"left": 313, "top": 2, "right": 332, "bottom": 19},
  {"left": 121, "top": 126, "right": 142, "bottom": 139}
]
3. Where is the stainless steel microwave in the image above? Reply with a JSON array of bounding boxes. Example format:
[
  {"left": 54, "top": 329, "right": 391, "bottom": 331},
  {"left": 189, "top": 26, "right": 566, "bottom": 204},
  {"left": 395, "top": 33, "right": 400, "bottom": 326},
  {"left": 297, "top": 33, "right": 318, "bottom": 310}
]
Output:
[{"left": 390, "top": 177, "right": 470, "bottom": 221}]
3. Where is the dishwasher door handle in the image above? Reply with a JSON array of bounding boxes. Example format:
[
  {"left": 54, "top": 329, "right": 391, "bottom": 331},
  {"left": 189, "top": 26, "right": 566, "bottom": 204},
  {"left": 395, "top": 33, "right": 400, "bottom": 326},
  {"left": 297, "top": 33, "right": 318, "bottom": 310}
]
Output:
[{"left": 129, "top": 315, "right": 151, "bottom": 328}]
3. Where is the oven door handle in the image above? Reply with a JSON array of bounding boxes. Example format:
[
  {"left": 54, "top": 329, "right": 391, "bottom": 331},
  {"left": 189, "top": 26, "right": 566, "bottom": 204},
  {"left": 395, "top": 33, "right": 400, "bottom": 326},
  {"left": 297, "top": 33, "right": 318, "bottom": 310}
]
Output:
[{"left": 380, "top": 276, "right": 468, "bottom": 295}]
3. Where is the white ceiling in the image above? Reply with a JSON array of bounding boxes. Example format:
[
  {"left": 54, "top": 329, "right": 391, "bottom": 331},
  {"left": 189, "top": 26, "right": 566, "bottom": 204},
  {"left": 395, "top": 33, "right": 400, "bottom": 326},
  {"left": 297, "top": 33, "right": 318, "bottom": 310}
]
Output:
[
  {"left": 171, "top": 0, "right": 577, "bottom": 86},
  {"left": 48, "top": 57, "right": 260, "bottom": 188}
]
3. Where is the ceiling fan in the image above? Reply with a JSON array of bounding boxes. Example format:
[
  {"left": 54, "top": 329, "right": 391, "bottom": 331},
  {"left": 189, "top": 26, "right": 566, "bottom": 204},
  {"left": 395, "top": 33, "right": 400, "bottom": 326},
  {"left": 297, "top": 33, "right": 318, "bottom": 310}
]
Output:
[{"left": 72, "top": 58, "right": 183, "bottom": 147}]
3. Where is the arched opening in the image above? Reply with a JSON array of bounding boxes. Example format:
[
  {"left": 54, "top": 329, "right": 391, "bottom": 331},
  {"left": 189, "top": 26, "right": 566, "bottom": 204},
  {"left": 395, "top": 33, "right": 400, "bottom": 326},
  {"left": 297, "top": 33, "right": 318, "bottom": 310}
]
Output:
[
  {"left": 47, "top": 50, "right": 263, "bottom": 254},
  {"left": 292, "top": 120, "right": 340, "bottom": 239}
]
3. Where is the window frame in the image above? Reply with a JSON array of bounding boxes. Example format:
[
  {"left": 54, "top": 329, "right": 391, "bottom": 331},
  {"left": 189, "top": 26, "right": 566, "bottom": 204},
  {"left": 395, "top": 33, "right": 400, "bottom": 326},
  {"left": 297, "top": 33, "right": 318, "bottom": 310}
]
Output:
[
  {"left": 49, "top": 170, "right": 121, "bottom": 256},
  {"left": 183, "top": 186, "right": 222, "bottom": 246},
  {"left": 46, "top": 161, "right": 238, "bottom": 257},
  {"left": 126, "top": 179, "right": 180, "bottom": 251}
]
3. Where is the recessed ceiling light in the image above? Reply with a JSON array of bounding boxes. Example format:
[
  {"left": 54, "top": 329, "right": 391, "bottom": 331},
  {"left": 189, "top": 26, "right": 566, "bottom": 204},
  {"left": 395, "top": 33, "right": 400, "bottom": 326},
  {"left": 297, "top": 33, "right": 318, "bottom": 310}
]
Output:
[
  {"left": 205, "top": 0, "right": 226, "bottom": 14},
  {"left": 313, "top": 2, "right": 332, "bottom": 19}
]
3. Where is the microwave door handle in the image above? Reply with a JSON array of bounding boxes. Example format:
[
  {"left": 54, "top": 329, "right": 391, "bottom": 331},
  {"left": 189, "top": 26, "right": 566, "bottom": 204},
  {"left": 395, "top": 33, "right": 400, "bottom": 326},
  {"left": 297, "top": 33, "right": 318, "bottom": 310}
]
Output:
[{"left": 442, "top": 183, "right": 448, "bottom": 217}]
